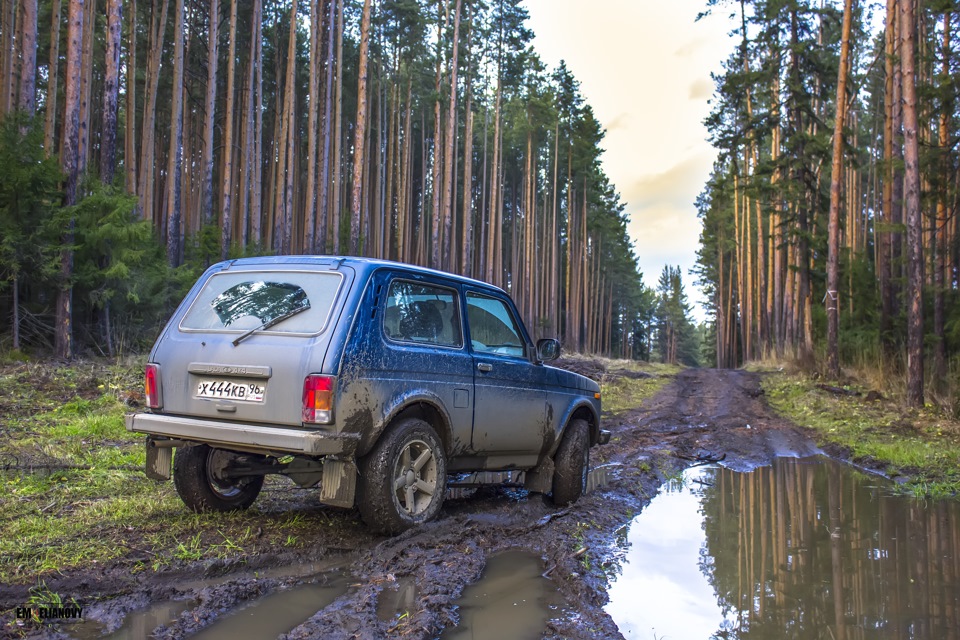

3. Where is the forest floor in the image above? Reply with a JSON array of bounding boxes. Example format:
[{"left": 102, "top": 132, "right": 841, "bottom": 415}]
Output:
[{"left": 0, "top": 356, "right": 952, "bottom": 639}]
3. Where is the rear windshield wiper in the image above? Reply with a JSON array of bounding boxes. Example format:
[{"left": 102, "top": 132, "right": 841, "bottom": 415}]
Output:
[{"left": 232, "top": 303, "right": 311, "bottom": 346}]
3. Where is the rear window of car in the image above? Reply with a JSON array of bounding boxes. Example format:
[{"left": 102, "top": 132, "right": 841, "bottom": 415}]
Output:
[{"left": 179, "top": 270, "right": 343, "bottom": 334}]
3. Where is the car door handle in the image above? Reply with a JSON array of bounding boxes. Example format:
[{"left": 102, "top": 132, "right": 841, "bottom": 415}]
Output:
[{"left": 477, "top": 363, "right": 493, "bottom": 373}]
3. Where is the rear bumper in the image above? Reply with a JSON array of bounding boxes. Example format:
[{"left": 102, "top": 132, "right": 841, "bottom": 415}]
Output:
[{"left": 125, "top": 412, "right": 360, "bottom": 456}]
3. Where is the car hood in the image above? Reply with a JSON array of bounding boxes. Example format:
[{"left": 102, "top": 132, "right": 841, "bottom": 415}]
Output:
[{"left": 546, "top": 364, "right": 601, "bottom": 393}]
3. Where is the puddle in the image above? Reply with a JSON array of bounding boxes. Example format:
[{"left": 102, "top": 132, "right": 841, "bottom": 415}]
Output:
[
  {"left": 70, "top": 600, "right": 193, "bottom": 640},
  {"left": 376, "top": 576, "right": 418, "bottom": 622},
  {"left": 606, "top": 456, "right": 960, "bottom": 638},
  {"left": 188, "top": 577, "right": 349, "bottom": 640},
  {"left": 440, "top": 549, "right": 564, "bottom": 640}
]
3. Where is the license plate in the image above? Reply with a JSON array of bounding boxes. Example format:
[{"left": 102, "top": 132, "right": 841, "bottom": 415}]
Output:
[{"left": 196, "top": 378, "right": 265, "bottom": 402}]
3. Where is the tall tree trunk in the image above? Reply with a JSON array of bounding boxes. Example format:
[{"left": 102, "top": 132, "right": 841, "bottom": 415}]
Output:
[
  {"left": 933, "top": 11, "right": 950, "bottom": 391},
  {"left": 201, "top": 0, "right": 219, "bottom": 228},
  {"left": 56, "top": 0, "right": 84, "bottom": 360},
  {"left": 124, "top": 0, "right": 136, "bottom": 192},
  {"left": 899, "top": 0, "right": 924, "bottom": 406},
  {"left": 880, "top": 0, "right": 896, "bottom": 351},
  {"left": 219, "top": 0, "right": 238, "bottom": 257},
  {"left": 137, "top": 0, "right": 170, "bottom": 223},
  {"left": 44, "top": 0, "right": 62, "bottom": 154},
  {"left": 18, "top": 0, "right": 38, "bottom": 115},
  {"left": 331, "top": 0, "right": 343, "bottom": 253},
  {"left": 317, "top": 0, "right": 336, "bottom": 252},
  {"left": 350, "top": 0, "right": 372, "bottom": 255},
  {"left": 100, "top": 0, "right": 122, "bottom": 185},
  {"left": 826, "top": 0, "right": 854, "bottom": 378},
  {"left": 0, "top": 1, "right": 13, "bottom": 116},
  {"left": 250, "top": 0, "right": 263, "bottom": 245},
  {"left": 166, "top": 0, "right": 186, "bottom": 266},
  {"left": 77, "top": 0, "right": 93, "bottom": 173},
  {"left": 304, "top": 0, "right": 321, "bottom": 254},
  {"left": 273, "top": 0, "right": 298, "bottom": 255},
  {"left": 441, "top": 0, "right": 462, "bottom": 271}
]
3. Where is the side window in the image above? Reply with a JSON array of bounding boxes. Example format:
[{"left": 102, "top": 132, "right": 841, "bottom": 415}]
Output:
[
  {"left": 384, "top": 280, "right": 462, "bottom": 347},
  {"left": 466, "top": 293, "right": 525, "bottom": 358}
]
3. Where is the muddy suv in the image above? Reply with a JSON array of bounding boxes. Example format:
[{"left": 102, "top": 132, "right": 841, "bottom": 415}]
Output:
[{"left": 126, "top": 256, "right": 606, "bottom": 533}]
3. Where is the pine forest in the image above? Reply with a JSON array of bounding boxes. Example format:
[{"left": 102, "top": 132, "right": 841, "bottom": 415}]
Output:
[
  {"left": 2, "top": 0, "right": 960, "bottom": 410},
  {"left": 0, "top": 0, "right": 671, "bottom": 365},
  {"left": 697, "top": 0, "right": 960, "bottom": 408}
]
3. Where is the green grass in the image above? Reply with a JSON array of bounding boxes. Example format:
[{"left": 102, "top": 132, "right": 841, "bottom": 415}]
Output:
[
  {"left": 599, "top": 360, "right": 679, "bottom": 416},
  {"left": 0, "top": 358, "right": 351, "bottom": 585},
  {"left": 763, "top": 370, "right": 960, "bottom": 496}
]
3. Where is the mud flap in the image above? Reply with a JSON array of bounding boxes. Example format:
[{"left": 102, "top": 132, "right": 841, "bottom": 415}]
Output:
[
  {"left": 524, "top": 457, "right": 555, "bottom": 494},
  {"left": 319, "top": 459, "right": 357, "bottom": 508},
  {"left": 145, "top": 437, "right": 172, "bottom": 481}
]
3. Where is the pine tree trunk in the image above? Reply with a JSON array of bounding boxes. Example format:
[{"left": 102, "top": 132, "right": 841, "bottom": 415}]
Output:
[
  {"left": 899, "top": 0, "right": 924, "bottom": 407},
  {"left": 44, "top": 0, "right": 62, "bottom": 154},
  {"left": 826, "top": 0, "right": 854, "bottom": 378},
  {"left": 442, "top": 0, "right": 462, "bottom": 271},
  {"left": 933, "top": 11, "right": 950, "bottom": 391},
  {"left": 18, "top": 0, "right": 38, "bottom": 115},
  {"left": 273, "top": 0, "right": 298, "bottom": 256},
  {"left": 1, "top": 0, "right": 15, "bottom": 115},
  {"left": 124, "top": 0, "right": 136, "bottom": 192},
  {"left": 100, "top": 0, "right": 122, "bottom": 185},
  {"left": 77, "top": 0, "right": 94, "bottom": 173},
  {"left": 250, "top": 0, "right": 263, "bottom": 245},
  {"left": 138, "top": 0, "right": 170, "bottom": 224},
  {"left": 200, "top": 0, "right": 219, "bottom": 228},
  {"left": 56, "top": 0, "right": 85, "bottom": 360},
  {"left": 350, "top": 0, "right": 372, "bottom": 255},
  {"left": 219, "top": 0, "right": 238, "bottom": 257},
  {"left": 331, "top": 0, "right": 343, "bottom": 254},
  {"left": 461, "top": 72, "right": 473, "bottom": 276},
  {"left": 304, "top": 0, "right": 321, "bottom": 254},
  {"left": 166, "top": 0, "right": 185, "bottom": 266}
]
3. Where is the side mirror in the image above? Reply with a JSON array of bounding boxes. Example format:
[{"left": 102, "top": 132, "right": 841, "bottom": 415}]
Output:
[{"left": 536, "top": 338, "right": 561, "bottom": 362}]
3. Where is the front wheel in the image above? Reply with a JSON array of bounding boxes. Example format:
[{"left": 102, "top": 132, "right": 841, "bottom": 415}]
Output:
[
  {"left": 358, "top": 418, "right": 447, "bottom": 534},
  {"left": 173, "top": 445, "right": 264, "bottom": 512},
  {"left": 552, "top": 418, "right": 590, "bottom": 506}
]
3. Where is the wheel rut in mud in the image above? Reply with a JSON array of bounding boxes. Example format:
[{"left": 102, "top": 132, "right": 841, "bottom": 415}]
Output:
[{"left": 4, "top": 367, "right": 819, "bottom": 640}]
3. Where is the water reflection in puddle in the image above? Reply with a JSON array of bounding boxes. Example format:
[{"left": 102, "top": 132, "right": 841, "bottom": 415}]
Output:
[
  {"left": 440, "top": 549, "right": 564, "bottom": 640},
  {"left": 70, "top": 600, "right": 193, "bottom": 640},
  {"left": 607, "top": 456, "right": 960, "bottom": 639},
  {"left": 188, "top": 578, "right": 348, "bottom": 640}
]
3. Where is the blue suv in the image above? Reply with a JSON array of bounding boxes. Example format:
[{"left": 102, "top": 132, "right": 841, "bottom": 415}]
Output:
[{"left": 126, "top": 256, "right": 606, "bottom": 533}]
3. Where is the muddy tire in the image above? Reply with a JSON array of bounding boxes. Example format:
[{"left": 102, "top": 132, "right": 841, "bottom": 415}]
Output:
[
  {"left": 552, "top": 418, "right": 589, "bottom": 506},
  {"left": 173, "top": 445, "right": 263, "bottom": 512},
  {"left": 358, "top": 418, "right": 447, "bottom": 534}
]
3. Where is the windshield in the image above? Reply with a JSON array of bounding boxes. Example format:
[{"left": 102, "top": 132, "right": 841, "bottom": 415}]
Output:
[{"left": 180, "top": 271, "right": 342, "bottom": 334}]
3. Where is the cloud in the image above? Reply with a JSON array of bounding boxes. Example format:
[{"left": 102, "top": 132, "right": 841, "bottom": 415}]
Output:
[
  {"left": 605, "top": 112, "right": 631, "bottom": 132},
  {"left": 622, "top": 154, "right": 714, "bottom": 212},
  {"left": 688, "top": 78, "right": 712, "bottom": 101}
]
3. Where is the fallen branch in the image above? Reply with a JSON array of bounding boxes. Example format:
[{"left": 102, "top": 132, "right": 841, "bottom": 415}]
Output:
[{"left": 816, "top": 384, "right": 861, "bottom": 397}]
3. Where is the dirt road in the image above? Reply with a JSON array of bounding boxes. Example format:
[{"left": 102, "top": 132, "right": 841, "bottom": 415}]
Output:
[{"left": 5, "top": 366, "right": 820, "bottom": 640}]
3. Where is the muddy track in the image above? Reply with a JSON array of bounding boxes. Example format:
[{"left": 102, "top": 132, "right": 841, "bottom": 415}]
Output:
[{"left": 5, "top": 368, "right": 820, "bottom": 640}]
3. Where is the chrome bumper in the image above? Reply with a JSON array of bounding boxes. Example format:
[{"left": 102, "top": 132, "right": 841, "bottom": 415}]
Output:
[{"left": 125, "top": 412, "right": 359, "bottom": 456}]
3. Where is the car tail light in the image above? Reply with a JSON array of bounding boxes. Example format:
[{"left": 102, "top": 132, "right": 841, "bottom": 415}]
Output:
[
  {"left": 145, "top": 363, "right": 161, "bottom": 409},
  {"left": 302, "top": 375, "right": 335, "bottom": 424}
]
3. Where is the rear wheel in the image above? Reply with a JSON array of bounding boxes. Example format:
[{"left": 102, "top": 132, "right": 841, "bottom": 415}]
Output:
[
  {"left": 173, "top": 445, "right": 264, "bottom": 512},
  {"left": 358, "top": 418, "right": 447, "bottom": 534},
  {"left": 552, "top": 418, "right": 589, "bottom": 506}
]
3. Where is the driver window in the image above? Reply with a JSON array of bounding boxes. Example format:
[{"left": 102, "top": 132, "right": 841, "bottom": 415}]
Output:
[{"left": 466, "top": 293, "right": 525, "bottom": 357}]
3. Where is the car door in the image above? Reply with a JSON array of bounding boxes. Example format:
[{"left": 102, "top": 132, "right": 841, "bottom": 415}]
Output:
[
  {"left": 465, "top": 289, "right": 547, "bottom": 461},
  {"left": 369, "top": 274, "right": 475, "bottom": 453}
]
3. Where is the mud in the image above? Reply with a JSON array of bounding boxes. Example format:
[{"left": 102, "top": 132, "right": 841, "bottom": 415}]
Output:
[{"left": 3, "top": 367, "right": 827, "bottom": 639}]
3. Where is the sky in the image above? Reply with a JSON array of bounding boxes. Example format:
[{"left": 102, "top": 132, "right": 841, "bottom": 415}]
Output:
[{"left": 525, "top": 1, "right": 739, "bottom": 320}]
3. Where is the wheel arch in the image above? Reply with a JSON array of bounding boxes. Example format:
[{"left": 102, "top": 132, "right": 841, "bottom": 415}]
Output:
[
  {"left": 362, "top": 392, "right": 454, "bottom": 458},
  {"left": 555, "top": 401, "right": 601, "bottom": 453}
]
